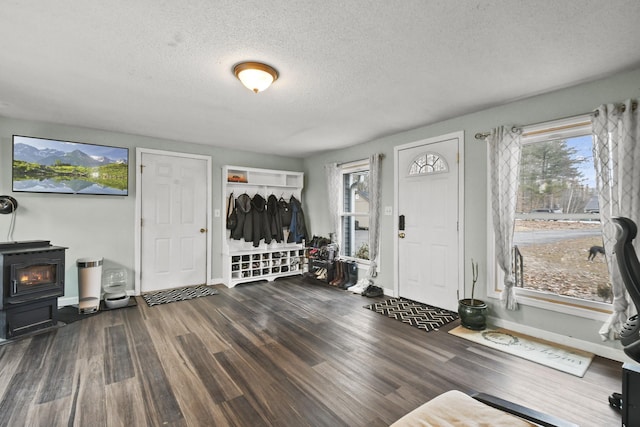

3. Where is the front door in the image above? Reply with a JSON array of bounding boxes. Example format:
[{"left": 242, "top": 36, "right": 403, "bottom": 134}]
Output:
[
  {"left": 139, "top": 151, "right": 209, "bottom": 292},
  {"left": 395, "top": 132, "right": 462, "bottom": 311}
]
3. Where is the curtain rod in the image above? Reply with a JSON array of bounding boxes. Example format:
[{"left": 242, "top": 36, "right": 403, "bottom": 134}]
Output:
[
  {"left": 474, "top": 112, "right": 593, "bottom": 140},
  {"left": 474, "top": 101, "right": 638, "bottom": 141},
  {"left": 336, "top": 153, "right": 384, "bottom": 167},
  {"left": 474, "top": 120, "right": 590, "bottom": 140}
]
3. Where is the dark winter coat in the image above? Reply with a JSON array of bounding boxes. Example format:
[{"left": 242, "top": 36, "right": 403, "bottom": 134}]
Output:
[
  {"left": 251, "top": 194, "right": 272, "bottom": 247},
  {"left": 231, "top": 193, "right": 252, "bottom": 241},
  {"left": 267, "top": 194, "right": 284, "bottom": 243},
  {"left": 279, "top": 197, "right": 292, "bottom": 227},
  {"left": 287, "top": 195, "right": 309, "bottom": 244}
]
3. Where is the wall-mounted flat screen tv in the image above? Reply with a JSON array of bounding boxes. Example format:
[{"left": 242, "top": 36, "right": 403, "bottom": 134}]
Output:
[{"left": 12, "top": 135, "right": 129, "bottom": 196}]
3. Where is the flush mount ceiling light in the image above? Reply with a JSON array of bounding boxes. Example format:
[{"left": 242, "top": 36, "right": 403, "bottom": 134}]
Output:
[{"left": 233, "top": 62, "right": 278, "bottom": 93}]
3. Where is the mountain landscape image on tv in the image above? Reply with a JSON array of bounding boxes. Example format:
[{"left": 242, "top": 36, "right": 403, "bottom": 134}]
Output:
[{"left": 12, "top": 135, "right": 129, "bottom": 195}]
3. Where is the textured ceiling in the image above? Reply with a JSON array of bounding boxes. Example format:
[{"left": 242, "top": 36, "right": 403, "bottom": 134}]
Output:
[{"left": 1, "top": 1, "right": 640, "bottom": 157}]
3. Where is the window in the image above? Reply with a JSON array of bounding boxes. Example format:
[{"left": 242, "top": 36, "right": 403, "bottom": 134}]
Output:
[
  {"left": 340, "top": 160, "right": 370, "bottom": 261},
  {"left": 489, "top": 115, "right": 612, "bottom": 318},
  {"left": 409, "top": 152, "right": 448, "bottom": 175}
]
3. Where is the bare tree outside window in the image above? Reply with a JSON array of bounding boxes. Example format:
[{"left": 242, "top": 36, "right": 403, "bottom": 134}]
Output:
[{"left": 514, "top": 134, "right": 611, "bottom": 303}]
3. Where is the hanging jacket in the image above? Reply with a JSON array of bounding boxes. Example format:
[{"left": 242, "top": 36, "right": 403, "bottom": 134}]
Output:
[
  {"left": 231, "top": 193, "right": 252, "bottom": 241},
  {"left": 287, "top": 195, "right": 309, "bottom": 244},
  {"left": 251, "top": 194, "right": 272, "bottom": 247},
  {"left": 267, "top": 194, "right": 284, "bottom": 243},
  {"left": 279, "top": 197, "right": 292, "bottom": 227}
]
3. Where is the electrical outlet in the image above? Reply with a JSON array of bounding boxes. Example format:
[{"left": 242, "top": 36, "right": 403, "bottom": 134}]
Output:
[{"left": 384, "top": 206, "right": 392, "bottom": 215}]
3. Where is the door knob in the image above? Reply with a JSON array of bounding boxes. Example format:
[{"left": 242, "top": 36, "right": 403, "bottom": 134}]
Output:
[
  {"left": 200, "top": 228, "right": 207, "bottom": 233},
  {"left": 398, "top": 232, "right": 405, "bottom": 238}
]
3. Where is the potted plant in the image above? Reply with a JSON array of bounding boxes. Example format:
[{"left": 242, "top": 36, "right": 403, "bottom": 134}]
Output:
[{"left": 458, "top": 258, "right": 488, "bottom": 330}]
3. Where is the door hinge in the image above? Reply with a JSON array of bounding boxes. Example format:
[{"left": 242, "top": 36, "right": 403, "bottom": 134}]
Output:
[
  {"left": 456, "top": 152, "right": 460, "bottom": 163},
  {"left": 140, "top": 164, "right": 145, "bottom": 174},
  {"left": 140, "top": 218, "right": 143, "bottom": 227}
]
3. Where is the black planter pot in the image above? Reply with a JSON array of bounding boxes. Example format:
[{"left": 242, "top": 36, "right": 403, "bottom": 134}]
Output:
[{"left": 458, "top": 298, "right": 488, "bottom": 330}]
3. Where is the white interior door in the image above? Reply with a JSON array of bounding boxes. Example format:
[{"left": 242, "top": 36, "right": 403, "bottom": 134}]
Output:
[
  {"left": 396, "top": 134, "right": 462, "bottom": 310},
  {"left": 140, "top": 152, "right": 208, "bottom": 292}
]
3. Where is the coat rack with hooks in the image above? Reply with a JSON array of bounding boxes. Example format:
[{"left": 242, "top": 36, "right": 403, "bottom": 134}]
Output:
[{"left": 221, "top": 165, "right": 305, "bottom": 287}]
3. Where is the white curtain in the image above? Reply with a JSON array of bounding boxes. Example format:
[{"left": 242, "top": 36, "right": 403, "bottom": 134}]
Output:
[
  {"left": 324, "top": 162, "right": 342, "bottom": 247},
  {"left": 488, "top": 126, "right": 522, "bottom": 310},
  {"left": 367, "top": 153, "right": 382, "bottom": 277},
  {"left": 592, "top": 99, "right": 640, "bottom": 341}
]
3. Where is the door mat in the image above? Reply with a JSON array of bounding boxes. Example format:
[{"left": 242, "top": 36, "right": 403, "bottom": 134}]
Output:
[
  {"left": 142, "top": 285, "right": 219, "bottom": 307},
  {"left": 449, "top": 325, "right": 594, "bottom": 377},
  {"left": 364, "top": 298, "right": 459, "bottom": 332}
]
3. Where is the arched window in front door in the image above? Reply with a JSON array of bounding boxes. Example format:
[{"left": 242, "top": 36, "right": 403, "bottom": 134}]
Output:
[{"left": 408, "top": 152, "right": 448, "bottom": 176}]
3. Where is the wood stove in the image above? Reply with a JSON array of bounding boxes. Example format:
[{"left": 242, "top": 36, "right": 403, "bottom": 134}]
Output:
[{"left": 0, "top": 241, "right": 67, "bottom": 339}]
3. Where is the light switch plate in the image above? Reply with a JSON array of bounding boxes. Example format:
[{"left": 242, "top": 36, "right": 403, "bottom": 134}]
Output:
[{"left": 214, "top": 209, "right": 221, "bottom": 218}]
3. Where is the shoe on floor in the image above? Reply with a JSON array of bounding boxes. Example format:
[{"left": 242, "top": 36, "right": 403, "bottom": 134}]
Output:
[
  {"left": 348, "top": 278, "right": 371, "bottom": 294},
  {"left": 363, "top": 285, "right": 383, "bottom": 298},
  {"left": 609, "top": 392, "right": 622, "bottom": 412}
]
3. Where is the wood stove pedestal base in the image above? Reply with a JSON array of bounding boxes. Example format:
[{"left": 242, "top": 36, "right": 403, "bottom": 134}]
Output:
[{"left": 0, "top": 296, "right": 58, "bottom": 339}]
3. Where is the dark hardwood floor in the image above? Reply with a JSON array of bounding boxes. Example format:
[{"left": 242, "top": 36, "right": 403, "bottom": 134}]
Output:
[{"left": 0, "top": 278, "right": 623, "bottom": 426}]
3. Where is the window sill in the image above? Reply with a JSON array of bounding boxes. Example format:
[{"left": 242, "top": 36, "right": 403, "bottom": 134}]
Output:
[
  {"left": 340, "top": 255, "right": 368, "bottom": 262},
  {"left": 340, "top": 256, "right": 374, "bottom": 270},
  {"left": 507, "top": 288, "right": 612, "bottom": 321},
  {"left": 487, "top": 266, "right": 611, "bottom": 321}
]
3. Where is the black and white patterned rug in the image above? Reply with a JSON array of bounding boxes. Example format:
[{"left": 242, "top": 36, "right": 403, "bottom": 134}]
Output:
[
  {"left": 364, "top": 298, "right": 459, "bottom": 332},
  {"left": 142, "top": 285, "right": 219, "bottom": 307}
]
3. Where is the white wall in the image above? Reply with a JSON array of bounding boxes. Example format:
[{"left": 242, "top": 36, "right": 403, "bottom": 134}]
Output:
[
  {"left": 302, "top": 67, "right": 640, "bottom": 359},
  {"left": 0, "top": 118, "right": 303, "bottom": 300}
]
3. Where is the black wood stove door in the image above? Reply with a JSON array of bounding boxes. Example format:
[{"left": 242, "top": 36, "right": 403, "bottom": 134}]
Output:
[
  {"left": 11, "top": 259, "right": 59, "bottom": 297},
  {"left": 3, "top": 249, "right": 66, "bottom": 306}
]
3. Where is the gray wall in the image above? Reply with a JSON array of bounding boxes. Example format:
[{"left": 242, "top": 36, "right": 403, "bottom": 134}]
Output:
[
  {"left": 302, "top": 67, "right": 640, "bottom": 356},
  {"left": 2, "top": 66, "right": 638, "bottom": 357},
  {"left": 0, "top": 117, "right": 303, "bottom": 298}
]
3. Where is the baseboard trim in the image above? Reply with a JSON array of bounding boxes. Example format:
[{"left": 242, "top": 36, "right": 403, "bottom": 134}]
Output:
[
  {"left": 57, "top": 296, "right": 78, "bottom": 307},
  {"left": 489, "top": 316, "right": 630, "bottom": 363},
  {"left": 58, "top": 289, "right": 136, "bottom": 307}
]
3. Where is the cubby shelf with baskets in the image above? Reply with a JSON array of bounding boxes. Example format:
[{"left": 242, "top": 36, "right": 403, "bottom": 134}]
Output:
[{"left": 222, "top": 165, "right": 305, "bottom": 287}]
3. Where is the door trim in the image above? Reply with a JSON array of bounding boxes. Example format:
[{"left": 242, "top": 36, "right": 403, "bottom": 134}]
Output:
[
  {"left": 393, "top": 131, "right": 465, "bottom": 300},
  {"left": 134, "top": 148, "right": 212, "bottom": 295}
]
